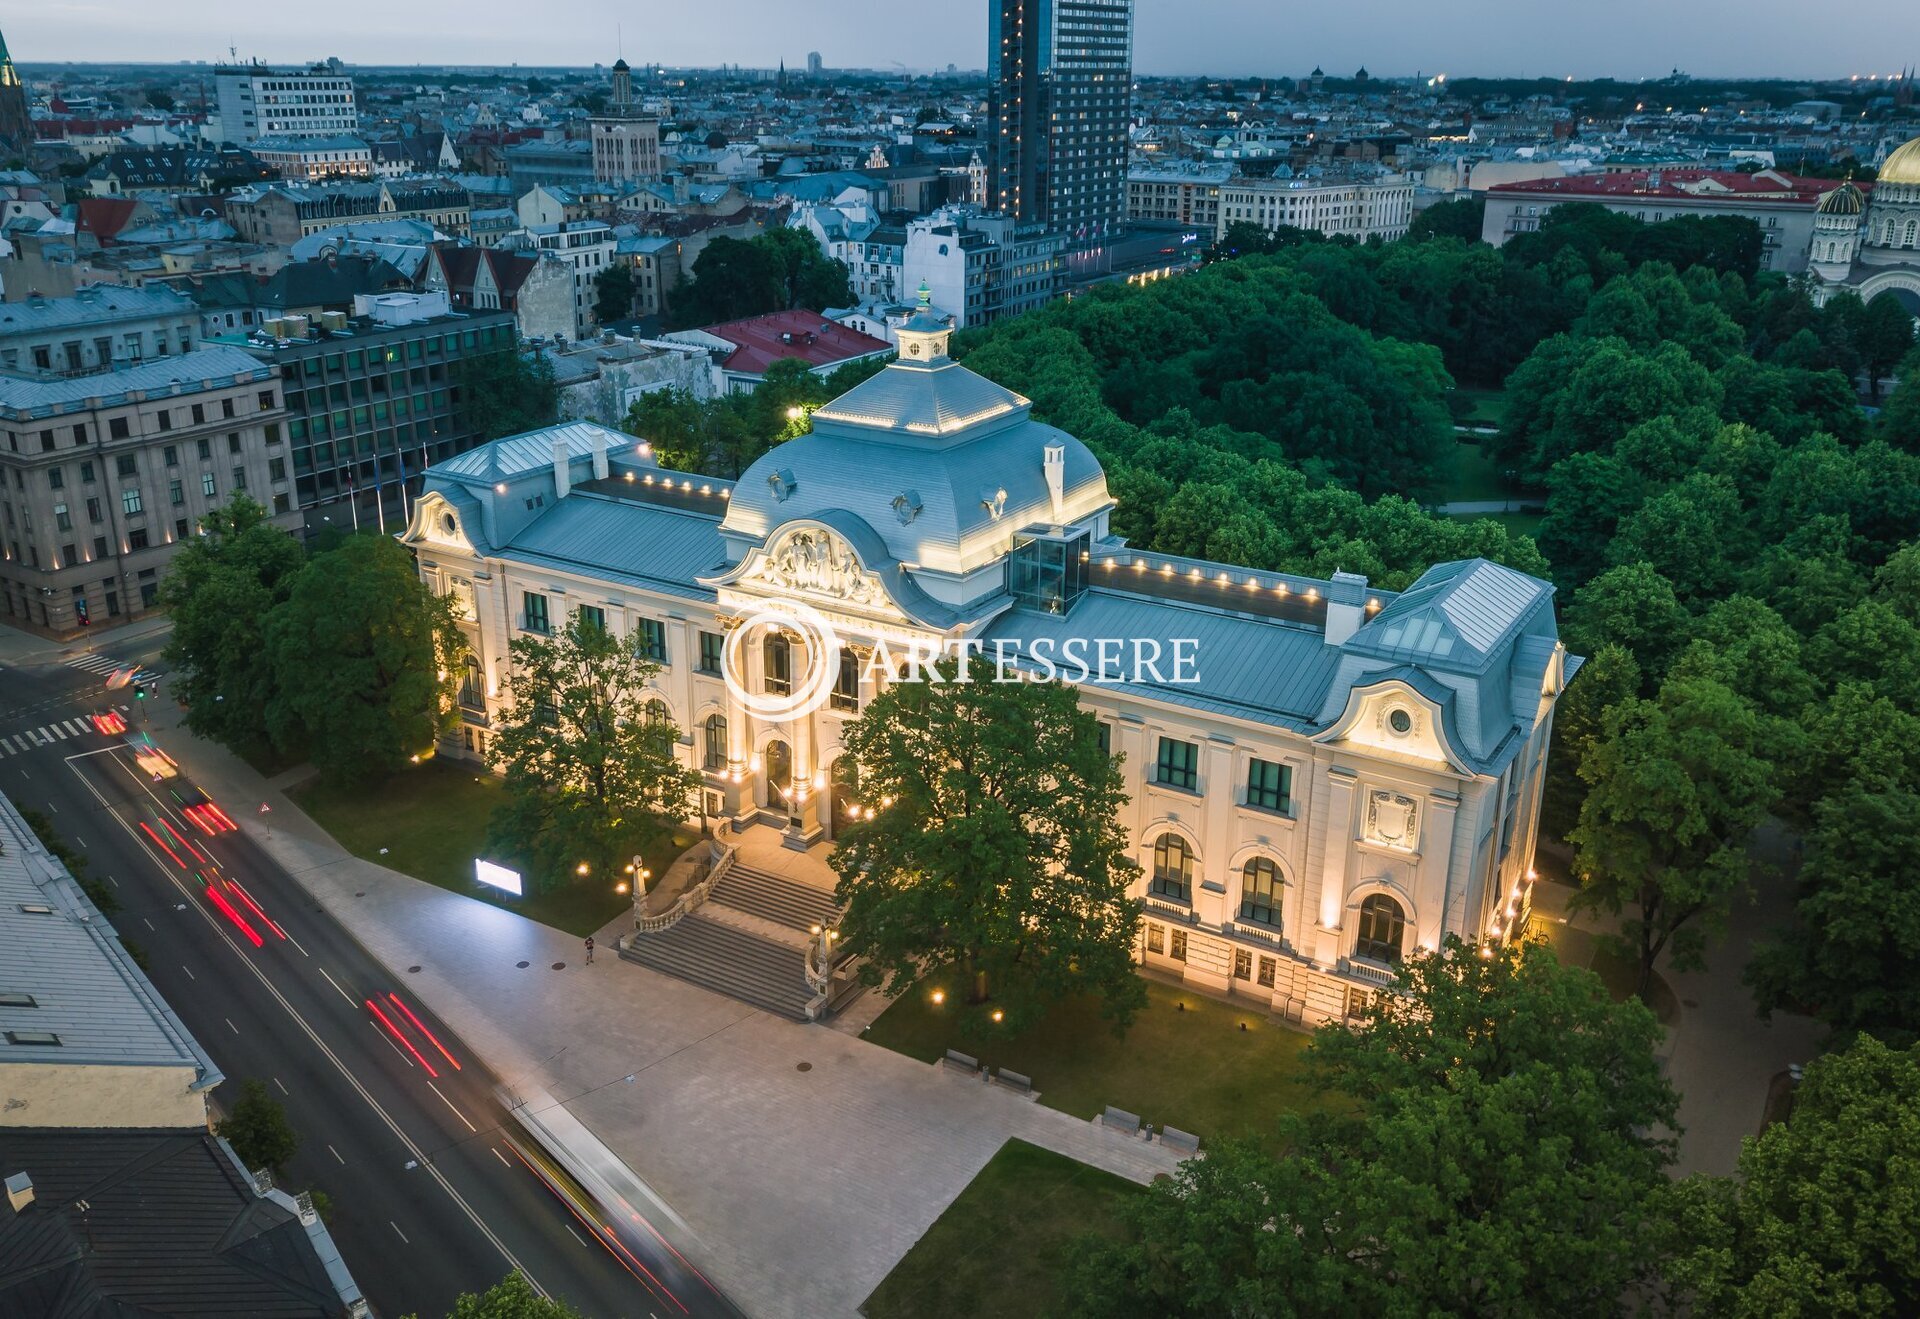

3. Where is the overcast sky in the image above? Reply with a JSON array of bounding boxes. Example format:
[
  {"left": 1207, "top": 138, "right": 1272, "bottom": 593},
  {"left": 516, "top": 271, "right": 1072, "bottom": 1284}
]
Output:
[{"left": 10, "top": 1, "right": 1919, "bottom": 80}]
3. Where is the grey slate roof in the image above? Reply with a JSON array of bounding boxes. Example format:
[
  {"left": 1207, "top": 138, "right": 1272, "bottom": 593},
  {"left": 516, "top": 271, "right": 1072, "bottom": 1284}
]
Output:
[
  {"left": 504, "top": 494, "right": 727, "bottom": 602},
  {"left": 0, "top": 1129, "right": 349, "bottom": 1317},
  {"left": 813, "top": 358, "right": 1027, "bottom": 439},
  {"left": 437, "top": 419, "right": 630, "bottom": 483},
  {"left": 0, "top": 347, "right": 273, "bottom": 420},
  {"left": 0, "top": 285, "right": 195, "bottom": 335},
  {"left": 1348, "top": 559, "right": 1551, "bottom": 674},
  {"left": 0, "top": 793, "right": 217, "bottom": 1081}
]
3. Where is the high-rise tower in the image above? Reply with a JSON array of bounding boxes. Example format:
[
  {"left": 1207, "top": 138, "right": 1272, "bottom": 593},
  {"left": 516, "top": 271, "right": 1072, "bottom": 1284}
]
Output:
[
  {"left": 0, "top": 26, "right": 34, "bottom": 152},
  {"left": 986, "top": 0, "right": 1134, "bottom": 255}
]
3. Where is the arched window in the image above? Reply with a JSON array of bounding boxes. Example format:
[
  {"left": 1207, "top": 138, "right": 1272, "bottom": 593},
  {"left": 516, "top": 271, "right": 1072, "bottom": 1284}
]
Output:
[
  {"left": 644, "top": 698, "right": 670, "bottom": 726},
  {"left": 458, "top": 655, "right": 483, "bottom": 710},
  {"left": 1906, "top": 220, "right": 1918, "bottom": 249},
  {"left": 1354, "top": 894, "right": 1406, "bottom": 965},
  {"left": 763, "top": 633, "right": 792, "bottom": 695},
  {"left": 703, "top": 714, "right": 728, "bottom": 770},
  {"left": 1239, "top": 858, "right": 1283, "bottom": 928},
  {"left": 1150, "top": 833, "right": 1193, "bottom": 903}
]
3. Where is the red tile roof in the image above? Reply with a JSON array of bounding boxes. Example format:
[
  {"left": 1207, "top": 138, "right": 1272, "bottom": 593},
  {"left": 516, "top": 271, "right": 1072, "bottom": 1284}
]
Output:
[
  {"left": 695, "top": 310, "right": 890, "bottom": 377},
  {"left": 1487, "top": 169, "right": 1845, "bottom": 207},
  {"left": 75, "top": 197, "right": 141, "bottom": 243}
]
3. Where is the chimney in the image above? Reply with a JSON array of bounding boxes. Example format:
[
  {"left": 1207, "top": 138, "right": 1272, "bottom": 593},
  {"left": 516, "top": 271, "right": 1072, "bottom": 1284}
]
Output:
[
  {"left": 590, "top": 429, "right": 609, "bottom": 481},
  {"left": 552, "top": 436, "right": 572, "bottom": 499},
  {"left": 1042, "top": 444, "right": 1066, "bottom": 524},
  {"left": 6, "top": 1172, "right": 33, "bottom": 1213},
  {"left": 1324, "top": 571, "right": 1369, "bottom": 646}
]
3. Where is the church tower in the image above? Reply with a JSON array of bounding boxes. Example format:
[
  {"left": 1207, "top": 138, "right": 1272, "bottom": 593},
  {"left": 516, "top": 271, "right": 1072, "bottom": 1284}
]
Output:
[
  {"left": 1809, "top": 180, "right": 1866, "bottom": 285},
  {"left": 0, "top": 26, "right": 32, "bottom": 153}
]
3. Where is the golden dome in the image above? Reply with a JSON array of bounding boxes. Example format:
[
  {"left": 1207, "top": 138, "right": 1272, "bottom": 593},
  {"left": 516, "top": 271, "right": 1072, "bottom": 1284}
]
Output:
[
  {"left": 1882, "top": 135, "right": 1920, "bottom": 185},
  {"left": 1818, "top": 181, "right": 1865, "bottom": 215}
]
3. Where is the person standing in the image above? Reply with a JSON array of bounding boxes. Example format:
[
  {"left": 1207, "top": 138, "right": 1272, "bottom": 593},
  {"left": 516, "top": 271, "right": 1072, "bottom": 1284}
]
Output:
[{"left": 584, "top": 935, "right": 595, "bottom": 965}]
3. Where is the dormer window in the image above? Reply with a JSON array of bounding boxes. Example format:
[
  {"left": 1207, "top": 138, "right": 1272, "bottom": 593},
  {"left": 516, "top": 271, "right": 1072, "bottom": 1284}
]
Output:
[{"left": 1388, "top": 708, "right": 1412, "bottom": 736}]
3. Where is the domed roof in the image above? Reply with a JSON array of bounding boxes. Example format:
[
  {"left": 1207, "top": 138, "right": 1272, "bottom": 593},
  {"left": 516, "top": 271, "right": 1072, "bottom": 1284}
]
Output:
[
  {"left": 1818, "top": 180, "right": 1865, "bottom": 215},
  {"left": 1883, "top": 135, "right": 1920, "bottom": 185}
]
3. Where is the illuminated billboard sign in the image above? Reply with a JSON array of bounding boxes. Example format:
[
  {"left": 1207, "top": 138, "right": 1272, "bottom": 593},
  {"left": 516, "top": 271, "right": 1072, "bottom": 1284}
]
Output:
[{"left": 474, "top": 859, "right": 523, "bottom": 896}]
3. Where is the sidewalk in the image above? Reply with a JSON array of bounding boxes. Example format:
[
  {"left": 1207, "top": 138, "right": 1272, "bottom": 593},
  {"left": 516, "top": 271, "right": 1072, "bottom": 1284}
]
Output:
[
  {"left": 137, "top": 698, "right": 1186, "bottom": 1319},
  {"left": 1527, "top": 838, "right": 1825, "bottom": 1177},
  {"left": 0, "top": 612, "right": 176, "bottom": 667}
]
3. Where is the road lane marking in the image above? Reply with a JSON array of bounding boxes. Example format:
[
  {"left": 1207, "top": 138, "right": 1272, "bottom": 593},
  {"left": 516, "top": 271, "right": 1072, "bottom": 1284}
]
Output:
[
  {"left": 371, "top": 1019, "right": 416, "bottom": 1068},
  {"left": 329, "top": 1144, "right": 345, "bottom": 1165},
  {"left": 565, "top": 1223, "right": 589, "bottom": 1249},
  {"left": 428, "top": 1080, "right": 478, "bottom": 1132},
  {"left": 142, "top": 918, "right": 153, "bottom": 931},
  {"left": 60, "top": 754, "right": 552, "bottom": 1298},
  {"left": 491, "top": 1146, "right": 511, "bottom": 1168},
  {"left": 182, "top": 965, "right": 195, "bottom": 981},
  {"left": 318, "top": 966, "right": 355, "bottom": 1006},
  {"left": 274, "top": 1077, "right": 289, "bottom": 1096},
  {"left": 287, "top": 933, "right": 310, "bottom": 958},
  {"left": 75, "top": 836, "right": 87, "bottom": 848},
  {"left": 226, "top": 1018, "right": 239, "bottom": 1034},
  {"left": 44, "top": 799, "right": 55, "bottom": 811},
  {"left": 49, "top": 724, "right": 66, "bottom": 740},
  {"left": 390, "top": 1221, "right": 410, "bottom": 1244}
]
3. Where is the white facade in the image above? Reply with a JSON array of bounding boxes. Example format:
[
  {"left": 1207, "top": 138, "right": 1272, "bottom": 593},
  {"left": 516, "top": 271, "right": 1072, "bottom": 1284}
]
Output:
[
  {"left": 1217, "top": 174, "right": 1416, "bottom": 243},
  {"left": 526, "top": 220, "right": 616, "bottom": 338},
  {"left": 213, "top": 66, "right": 359, "bottom": 146},
  {"left": 403, "top": 315, "right": 1572, "bottom": 1026}
]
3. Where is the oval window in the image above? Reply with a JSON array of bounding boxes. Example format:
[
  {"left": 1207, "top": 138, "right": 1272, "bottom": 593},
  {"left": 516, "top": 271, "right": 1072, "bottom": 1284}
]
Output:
[
  {"left": 441, "top": 512, "right": 457, "bottom": 535},
  {"left": 1388, "top": 709, "right": 1412, "bottom": 735}
]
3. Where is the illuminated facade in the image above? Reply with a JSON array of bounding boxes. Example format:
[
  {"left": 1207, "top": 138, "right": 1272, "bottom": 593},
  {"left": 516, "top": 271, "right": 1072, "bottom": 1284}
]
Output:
[{"left": 404, "top": 308, "right": 1574, "bottom": 1024}]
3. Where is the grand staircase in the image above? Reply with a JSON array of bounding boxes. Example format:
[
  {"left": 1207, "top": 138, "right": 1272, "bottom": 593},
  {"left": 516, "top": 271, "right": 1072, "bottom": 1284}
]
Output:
[{"left": 620, "top": 861, "right": 849, "bottom": 1022}]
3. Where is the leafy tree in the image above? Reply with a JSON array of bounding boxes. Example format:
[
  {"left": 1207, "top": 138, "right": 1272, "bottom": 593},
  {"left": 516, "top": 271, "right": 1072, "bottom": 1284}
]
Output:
[
  {"left": 832, "top": 654, "right": 1143, "bottom": 1032},
  {"left": 1858, "top": 291, "right": 1917, "bottom": 396},
  {"left": 760, "top": 225, "right": 853, "bottom": 311},
  {"left": 421, "top": 1272, "right": 585, "bottom": 1319},
  {"left": 669, "top": 229, "right": 851, "bottom": 327},
  {"left": 1071, "top": 940, "right": 1677, "bottom": 1318},
  {"left": 1569, "top": 673, "right": 1780, "bottom": 993},
  {"left": 1562, "top": 560, "right": 1691, "bottom": 678},
  {"left": 1879, "top": 345, "right": 1920, "bottom": 450},
  {"left": 264, "top": 535, "right": 460, "bottom": 779},
  {"left": 487, "top": 612, "right": 698, "bottom": 892},
  {"left": 1540, "top": 643, "right": 1640, "bottom": 841},
  {"left": 1406, "top": 196, "right": 1484, "bottom": 243},
  {"left": 592, "top": 262, "right": 635, "bottom": 324},
  {"left": 453, "top": 350, "right": 558, "bottom": 440},
  {"left": 143, "top": 87, "right": 176, "bottom": 111},
  {"left": 159, "top": 495, "right": 305, "bottom": 754},
  {"left": 217, "top": 1078, "right": 298, "bottom": 1173},
  {"left": 1661, "top": 1036, "right": 1920, "bottom": 1316}
]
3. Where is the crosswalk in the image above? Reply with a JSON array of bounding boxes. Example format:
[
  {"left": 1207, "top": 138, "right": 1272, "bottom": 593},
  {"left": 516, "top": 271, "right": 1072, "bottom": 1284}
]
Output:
[
  {"left": 64, "top": 653, "right": 162, "bottom": 684},
  {"left": 0, "top": 717, "right": 108, "bottom": 756}
]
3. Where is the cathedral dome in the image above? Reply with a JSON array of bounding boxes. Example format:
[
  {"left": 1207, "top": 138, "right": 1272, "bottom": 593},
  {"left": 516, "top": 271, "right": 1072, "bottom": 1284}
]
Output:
[
  {"left": 1817, "top": 181, "right": 1865, "bottom": 215},
  {"left": 1882, "top": 135, "right": 1920, "bottom": 185}
]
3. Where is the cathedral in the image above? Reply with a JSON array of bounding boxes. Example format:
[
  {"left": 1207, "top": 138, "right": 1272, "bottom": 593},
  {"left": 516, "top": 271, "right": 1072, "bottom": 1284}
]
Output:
[
  {"left": 404, "top": 296, "right": 1574, "bottom": 1026},
  {"left": 1808, "top": 131, "right": 1920, "bottom": 311}
]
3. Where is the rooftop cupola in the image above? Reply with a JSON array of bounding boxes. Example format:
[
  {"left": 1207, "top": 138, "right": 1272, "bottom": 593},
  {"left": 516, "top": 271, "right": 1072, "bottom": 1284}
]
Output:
[{"left": 894, "top": 281, "right": 953, "bottom": 368}]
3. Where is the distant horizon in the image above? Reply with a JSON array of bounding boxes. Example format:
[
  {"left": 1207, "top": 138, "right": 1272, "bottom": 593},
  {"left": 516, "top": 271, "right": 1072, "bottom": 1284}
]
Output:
[{"left": 5, "top": 0, "right": 1916, "bottom": 86}]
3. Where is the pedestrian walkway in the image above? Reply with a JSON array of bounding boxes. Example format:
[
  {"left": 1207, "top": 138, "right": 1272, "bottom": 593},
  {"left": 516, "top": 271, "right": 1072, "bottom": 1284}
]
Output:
[
  {"left": 63, "top": 651, "right": 162, "bottom": 683},
  {"left": 135, "top": 699, "right": 1188, "bottom": 1319},
  {"left": 0, "top": 717, "right": 104, "bottom": 754}
]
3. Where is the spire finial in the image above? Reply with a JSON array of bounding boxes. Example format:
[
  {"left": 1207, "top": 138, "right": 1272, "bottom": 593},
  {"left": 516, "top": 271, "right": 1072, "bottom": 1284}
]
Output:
[{"left": 916, "top": 280, "right": 931, "bottom": 309}]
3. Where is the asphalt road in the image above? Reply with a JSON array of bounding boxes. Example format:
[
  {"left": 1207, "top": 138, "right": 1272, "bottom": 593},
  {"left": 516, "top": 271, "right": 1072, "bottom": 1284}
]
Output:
[{"left": 0, "top": 642, "right": 742, "bottom": 1319}]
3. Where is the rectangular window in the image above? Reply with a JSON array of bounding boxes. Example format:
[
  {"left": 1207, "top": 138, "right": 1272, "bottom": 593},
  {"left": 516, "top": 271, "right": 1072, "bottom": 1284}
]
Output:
[
  {"left": 128, "top": 528, "right": 149, "bottom": 551},
  {"left": 92, "top": 535, "right": 107, "bottom": 559},
  {"left": 522, "top": 591, "right": 549, "bottom": 633},
  {"left": 576, "top": 604, "right": 606, "bottom": 633},
  {"left": 109, "top": 417, "right": 130, "bottom": 440},
  {"left": 1155, "top": 736, "right": 1199, "bottom": 791},
  {"left": 191, "top": 404, "right": 205, "bottom": 425},
  {"left": 1146, "top": 923, "right": 1164, "bottom": 956},
  {"left": 47, "top": 468, "right": 63, "bottom": 491},
  {"left": 201, "top": 472, "right": 217, "bottom": 498},
  {"left": 637, "top": 617, "right": 666, "bottom": 663},
  {"left": 120, "top": 488, "right": 142, "bottom": 515},
  {"left": 53, "top": 503, "right": 70, "bottom": 532},
  {"left": 1246, "top": 759, "right": 1292, "bottom": 812},
  {"left": 174, "top": 519, "right": 188, "bottom": 539},
  {"left": 831, "top": 649, "right": 860, "bottom": 712},
  {"left": 228, "top": 433, "right": 242, "bottom": 454},
  {"left": 156, "top": 409, "right": 172, "bottom": 432},
  {"left": 196, "top": 437, "right": 211, "bottom": 460},
  {"left": 1170, "top": 929, "right": 1188, "bottom": 962},
  {"left": 163, "top": 445, "right": 178, "bottom": 467},
  {"left": 116, "top": 454, "right": 137, "bottom": 478},
  {"left": 1233, "top": 949, "right": 1252, "bottom": 981},
  {"left": 1257, "top": 955, "right": 1276, "bottom": 988},
  {"left": 232, "top": 465, "right": 247, "bottom": 492},
  {"left": 268, "top": 457, "right": 286, "bottom": 481},
  {"left": 1095, "top": 721, "right": 1112, "bottom": 757},
  {"left": 86, "top": 498, "right": 101, "bottom": 522},
  {"left": 697, "top": 630, "right": 723, "bottom": 675},
  {"left": 80, "top": 461, "right": 94, "bottom": 484},
  {"left": 168, "top": 480, "right": 184, "bottom": 506}
]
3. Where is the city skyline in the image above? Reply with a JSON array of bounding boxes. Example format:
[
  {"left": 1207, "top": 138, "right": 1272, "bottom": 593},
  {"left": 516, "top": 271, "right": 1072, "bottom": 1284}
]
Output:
[{"left": 8, "top": 0, "right": 1919, "bottom": 80}]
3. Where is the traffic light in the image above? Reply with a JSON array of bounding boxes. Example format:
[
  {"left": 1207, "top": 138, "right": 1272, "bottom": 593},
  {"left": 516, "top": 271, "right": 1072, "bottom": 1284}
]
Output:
[{"left": 134, "top": 683, "right": 148, "bottom": 700}]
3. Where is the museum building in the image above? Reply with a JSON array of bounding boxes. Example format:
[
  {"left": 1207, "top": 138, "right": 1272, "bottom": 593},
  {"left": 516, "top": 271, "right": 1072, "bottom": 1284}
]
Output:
[{"left": 402, "top": 299, "right": 1578, "bottom": 1025}]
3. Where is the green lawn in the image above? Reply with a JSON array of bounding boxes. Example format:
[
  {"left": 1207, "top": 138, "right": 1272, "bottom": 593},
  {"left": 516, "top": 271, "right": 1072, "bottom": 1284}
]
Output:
[
  {"left": 288, "top": 759, "right": 641, "bottom": 936},
  {"left": 1449, "top": 387, "right": 1507, "bottom": 427},
  {"left": 865, "top": 977, "right": 1323, "bottom": 1149},
  {"left": 1438, "top": 439, "right": 1529, "bottom": 505},
  {"left": 861, "top": 1139, "right": 1144, "bottom": 1319},
  {"left": 1451, "top": 509, "right": 1545, "bottom": 540}
]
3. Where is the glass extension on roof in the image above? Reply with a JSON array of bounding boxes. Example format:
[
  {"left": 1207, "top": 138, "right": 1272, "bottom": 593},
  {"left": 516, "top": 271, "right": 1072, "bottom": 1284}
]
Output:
[{"left": 1374, "top": 614, "right": 1456, "bottom": 658}]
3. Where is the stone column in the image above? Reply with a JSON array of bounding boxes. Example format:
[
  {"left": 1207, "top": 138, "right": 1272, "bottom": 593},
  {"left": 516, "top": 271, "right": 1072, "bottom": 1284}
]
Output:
[{"left": 1309, "top": 767, "right": 1358, "bottom": 965}]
